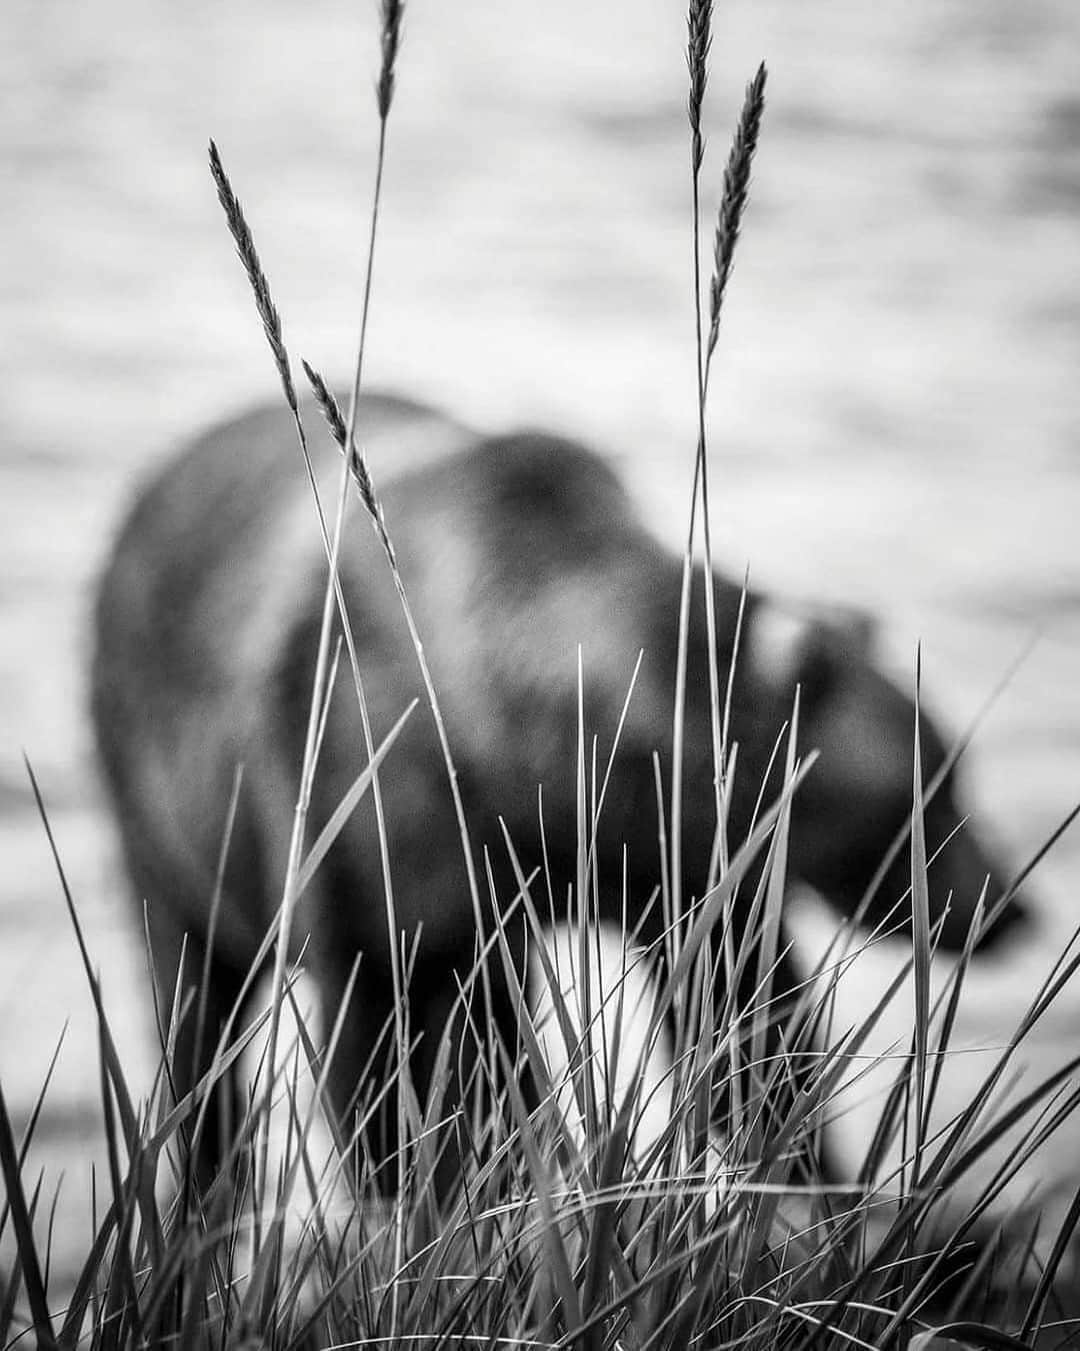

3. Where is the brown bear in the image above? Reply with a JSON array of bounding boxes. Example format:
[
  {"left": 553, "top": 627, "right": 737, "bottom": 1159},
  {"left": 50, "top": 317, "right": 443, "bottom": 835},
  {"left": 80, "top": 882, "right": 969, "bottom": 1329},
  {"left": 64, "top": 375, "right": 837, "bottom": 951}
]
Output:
[{"left": 90, "top": 391, "right": 1027, "bottom": 1190}]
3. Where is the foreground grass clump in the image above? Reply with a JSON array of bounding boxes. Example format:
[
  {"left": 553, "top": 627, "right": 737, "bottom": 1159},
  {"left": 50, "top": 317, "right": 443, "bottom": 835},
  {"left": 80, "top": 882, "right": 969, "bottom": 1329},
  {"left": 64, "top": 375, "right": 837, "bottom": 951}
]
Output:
[
  {"left": 4, "top": 1, "right": 1080, "bottom": 1348},
  {"left": 4, "top": 801, "right": 1080, "bottom": 1351}
]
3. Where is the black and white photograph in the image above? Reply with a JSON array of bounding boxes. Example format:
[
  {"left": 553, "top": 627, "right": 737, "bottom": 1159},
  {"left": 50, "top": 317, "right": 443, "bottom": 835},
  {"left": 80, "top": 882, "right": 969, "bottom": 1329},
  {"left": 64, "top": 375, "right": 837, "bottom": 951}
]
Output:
[{"left": 2, "top": 1, "right": 1079, "bottom": 1344}]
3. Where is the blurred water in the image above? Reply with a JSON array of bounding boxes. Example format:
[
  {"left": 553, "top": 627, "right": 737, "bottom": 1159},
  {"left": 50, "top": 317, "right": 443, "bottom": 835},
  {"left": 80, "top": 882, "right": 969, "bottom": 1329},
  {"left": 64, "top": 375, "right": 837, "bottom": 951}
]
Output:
[{"left": 2, "top": 0, "right": 1079, "bottom": 1285}]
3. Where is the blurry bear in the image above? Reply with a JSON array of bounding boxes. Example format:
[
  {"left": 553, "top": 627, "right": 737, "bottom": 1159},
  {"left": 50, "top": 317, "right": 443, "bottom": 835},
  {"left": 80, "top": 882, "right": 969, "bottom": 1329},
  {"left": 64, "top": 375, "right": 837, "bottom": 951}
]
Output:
[{"left": 91, "top": 391, "right": 1027, "bottom": 1189}]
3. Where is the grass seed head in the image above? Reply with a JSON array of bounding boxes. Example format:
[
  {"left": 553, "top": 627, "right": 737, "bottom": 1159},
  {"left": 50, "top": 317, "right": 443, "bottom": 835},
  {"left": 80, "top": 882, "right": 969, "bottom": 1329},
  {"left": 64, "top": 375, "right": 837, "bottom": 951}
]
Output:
[
  {"left": 301, "top": 359, "right": 397, "bottom": 567},
  {"left": 708, "top": 61, "right": 767, "bottom": 359},
  {"left": 207, "top": 139, "right": 298, "bottom": 412},
  {"left": 377, "top": 0, "right": 405, "bottom": 120},
  {"left": 687, "top": 0, "right": 713, "bottom": 173}
]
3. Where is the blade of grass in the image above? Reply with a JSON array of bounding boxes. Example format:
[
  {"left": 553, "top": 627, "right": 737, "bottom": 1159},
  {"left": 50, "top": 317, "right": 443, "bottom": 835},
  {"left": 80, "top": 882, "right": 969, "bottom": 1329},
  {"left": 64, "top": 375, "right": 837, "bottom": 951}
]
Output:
[
  {"left": 487, "top": 838, "right": 590, "bottom": 1182},
  {"left": 57, "top": 1197, "right": 124, "bottom": 1349},
  {"left": 911, "top": 1324, "right": 1036, "bottom": 1351},
  {"left": 749, "top": 689, "right": 799, "bottom": 1162},
  {"left": 24, "top": 757, "right": 138, "bottom": 1148},
  {"left": 0, "top": 1026, "right": 66, "bottom": 1253},
  {"left": 668, "top": 0, "right": 715, "bottom": 934},
  {"left": 925, "top": 882, "right": 988, "bottom": 1123},
  {"left": 574, "top": 651, "right": 598, "bottom": 1147},
  {"left": 653, "top": 753, "right": 816, "bottom": 1035},
  {"left": 0, "top": 1078, "right": 55, "bottom": 1349},
  {"left": 304, "top": 359, "right": 498, "bottom": 1107},
  {"left": 498, "top": 1042, "right": 583, "bottom": 1334},
  {"left": 210, "top": 32, "right": 412, "bottom": 1238},
  {"left": 910, "top": 648, "right": 932, "bottom": 1195},
  {"left": 845, "top": 634, "right": 1050, "bottom": 950},
  {"left": 0, "top": 1247, "right": 25, "bottom": 1349},
  {"left": 295, "top": 697, "right": 417, "bottom": 895},
  {"left": 1018, "top": 1176, "right": 1080, "bottom": 1339}
]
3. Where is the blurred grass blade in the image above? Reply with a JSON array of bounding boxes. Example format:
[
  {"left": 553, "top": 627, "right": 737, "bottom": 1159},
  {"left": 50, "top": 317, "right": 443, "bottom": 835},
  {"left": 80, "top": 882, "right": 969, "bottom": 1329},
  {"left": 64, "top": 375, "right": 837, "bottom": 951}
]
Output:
[
  {"left": 0, "top": 1026, "right": 66, "bottom": 1251},
  {"left": 1019, "top": 1176, "right": 1080, "bottom": 1338},
  {"left": 58, "top": 1199, "right": 123, "bottom": 1348},
  {"left": 0, "top": 1078, "right": 55, "bottom": 1348},
  {"left": 910, "top": 1323, "right": 1036, "bottom": 1351},
  {"left": 910, "top": 648, "right": 932, "bottom": 1185},
  {"left": 500, "top": 823, "right": 594, "bottom": 1142},
  {"left": 0, "top": 1249, "right": 23, "bottom": 1348},
  {"left": 653, "top": 753, "right": 816, "bottom": 1033},
  {"left": 24, "top": 756, "right": 138, "bottom": 1148},
  {"left": 934, "top": 1050, "right": 1080, "bottom": 1196},
  {"left": 749, "top": 689, "right": 799, "bottom": 1161}
]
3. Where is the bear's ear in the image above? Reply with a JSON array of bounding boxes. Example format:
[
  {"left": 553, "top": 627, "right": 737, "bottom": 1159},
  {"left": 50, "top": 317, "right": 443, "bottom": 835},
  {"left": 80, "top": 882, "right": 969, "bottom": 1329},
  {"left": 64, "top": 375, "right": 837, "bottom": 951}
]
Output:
[{"left": 746, "top": 602, "right": 877, "bottom": 707}]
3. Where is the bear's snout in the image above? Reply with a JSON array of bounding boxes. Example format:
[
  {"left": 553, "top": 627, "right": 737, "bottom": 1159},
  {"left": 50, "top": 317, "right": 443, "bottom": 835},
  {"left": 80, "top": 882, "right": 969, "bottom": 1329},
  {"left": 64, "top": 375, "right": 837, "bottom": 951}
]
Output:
[{"left": 926, "top": 823, "right": 1031, "bottom": 954}]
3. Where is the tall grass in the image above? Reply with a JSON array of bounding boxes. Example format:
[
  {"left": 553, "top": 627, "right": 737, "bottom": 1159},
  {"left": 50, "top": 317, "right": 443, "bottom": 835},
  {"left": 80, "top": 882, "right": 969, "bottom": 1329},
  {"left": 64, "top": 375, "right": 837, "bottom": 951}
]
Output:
[
  {"left": 7, "top": 741, "right": 1080, "bottom": 1347},
  {"left": 3, "top": 2, "right": 1080, "bottom": 1349}
]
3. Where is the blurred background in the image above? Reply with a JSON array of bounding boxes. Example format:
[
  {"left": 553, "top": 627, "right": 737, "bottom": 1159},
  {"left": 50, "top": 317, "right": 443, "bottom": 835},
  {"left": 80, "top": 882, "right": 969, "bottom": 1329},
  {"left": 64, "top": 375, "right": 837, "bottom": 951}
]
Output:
[{"left": 2, "top": 0, "right": 1079, "bottom": 1283}]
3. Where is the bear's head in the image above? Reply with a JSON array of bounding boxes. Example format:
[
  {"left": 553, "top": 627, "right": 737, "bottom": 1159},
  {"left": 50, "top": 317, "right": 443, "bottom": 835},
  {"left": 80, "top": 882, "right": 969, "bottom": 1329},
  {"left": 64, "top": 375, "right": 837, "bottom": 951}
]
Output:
[{"left": 746, "top": 605, "right": 1030, "bottom": 954}]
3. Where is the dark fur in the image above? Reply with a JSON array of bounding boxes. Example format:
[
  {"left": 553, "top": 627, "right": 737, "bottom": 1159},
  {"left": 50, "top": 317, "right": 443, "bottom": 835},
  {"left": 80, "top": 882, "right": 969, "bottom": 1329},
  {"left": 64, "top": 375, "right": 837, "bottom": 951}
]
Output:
[{"left": 91, "top": 392, "right": 1027, "bottom": 1188}]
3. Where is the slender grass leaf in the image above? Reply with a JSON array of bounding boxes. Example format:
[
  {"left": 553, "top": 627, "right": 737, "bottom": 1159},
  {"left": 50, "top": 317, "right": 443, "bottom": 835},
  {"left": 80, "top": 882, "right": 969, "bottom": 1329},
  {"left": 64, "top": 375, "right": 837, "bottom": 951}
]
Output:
[
  {"left": 910, "top": 651, "right": 932, "bottom": 1188},
  {"left": 910, "top": 1322, "right": 1035, "bottom": 1351},
  {"left": 498, "top": 1042, "right": 583, "bottom": 1333},
  {"left": 296, "top": 697, "right": 416, "bottom": 895},
  {"left": 0, "top": 1078, "right": 55, "bottom": 1348},
  {"left": 24, "top": 757, "right": 139, "bottom": 1149},
  {"left": 1019, "top": 1175, "right": 1080, "bottom": 1338}
]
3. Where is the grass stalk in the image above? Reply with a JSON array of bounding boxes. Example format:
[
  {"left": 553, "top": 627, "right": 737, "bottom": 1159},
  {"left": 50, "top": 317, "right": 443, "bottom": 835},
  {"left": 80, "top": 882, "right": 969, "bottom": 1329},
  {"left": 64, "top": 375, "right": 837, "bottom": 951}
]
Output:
[
  {"left": 909, "top": 650, "right": 932, "bottom": 1192},
  {"left": 671, "top": 11, "right": 768, "bottom": 940},
  {"left": 303, "top": 362, "right": 498, "bottom": 1091},
  {"left": 208, "top": 8, "right": 412, "bottom": 1278},
  {"left": 669, "top": 0, "right": 714, "bottom": 946}
]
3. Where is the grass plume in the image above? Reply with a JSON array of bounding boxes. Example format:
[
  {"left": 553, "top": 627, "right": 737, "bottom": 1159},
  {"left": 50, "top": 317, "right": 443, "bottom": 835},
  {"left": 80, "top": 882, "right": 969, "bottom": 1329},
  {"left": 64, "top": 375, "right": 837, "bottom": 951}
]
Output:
[
  {"left": 207, "top": 33, "right": 415, "bottom": 1269},
  {"left": 707, "top": 61, "right": 767, "bottom": 360},
  {"left": 301, "top": 358, "right": 396, "bottom": 567},
  {"left": 686, "top": 0, "right": 712, "bottom": 174},
  {"left": 671, "top": 7, "right": 768, "bottom": 929},
  {"left": 377, "top": 0, "right": 405, "bottom": 120},
  {"left": 207, "top": 139, "right": 297, "bottom": 414}
]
